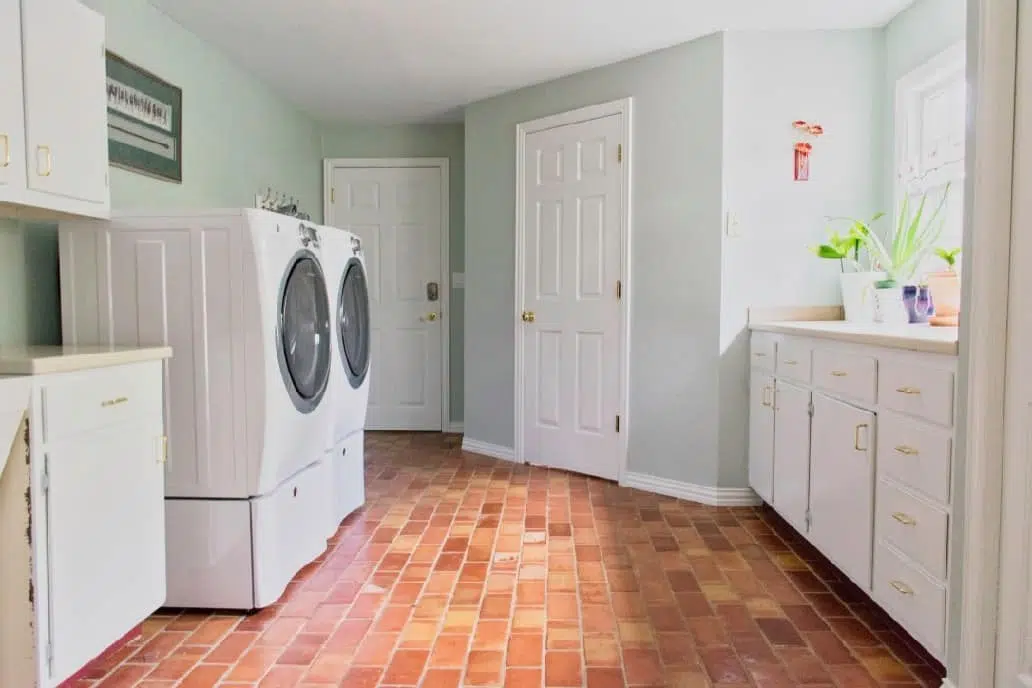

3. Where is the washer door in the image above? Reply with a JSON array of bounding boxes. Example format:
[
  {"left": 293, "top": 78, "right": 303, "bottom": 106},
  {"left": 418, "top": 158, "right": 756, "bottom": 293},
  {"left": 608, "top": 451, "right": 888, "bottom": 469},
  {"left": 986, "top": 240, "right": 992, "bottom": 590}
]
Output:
[
  {"left": 338, "top": 257, "right": 371, "bottom": 389},
  {"left": 276, "top": 250, "right": 331, "bottom": 413}
]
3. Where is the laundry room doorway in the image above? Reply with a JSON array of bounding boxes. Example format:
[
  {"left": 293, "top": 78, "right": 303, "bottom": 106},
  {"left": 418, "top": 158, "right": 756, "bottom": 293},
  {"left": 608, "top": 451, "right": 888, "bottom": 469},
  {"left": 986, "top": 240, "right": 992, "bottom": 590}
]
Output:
[{"left": 324, "top": 158, "right": 450, "bottom": 431}]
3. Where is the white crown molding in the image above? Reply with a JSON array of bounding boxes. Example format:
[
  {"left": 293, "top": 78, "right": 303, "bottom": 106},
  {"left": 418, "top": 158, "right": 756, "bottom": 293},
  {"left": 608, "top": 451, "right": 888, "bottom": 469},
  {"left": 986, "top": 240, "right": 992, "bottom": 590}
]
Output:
[
  {"left": 460, "top": 437, "right": 515, "bottom": 462},
  {"left": 620, "top": 472, "right": 761, "bottom": 507}
]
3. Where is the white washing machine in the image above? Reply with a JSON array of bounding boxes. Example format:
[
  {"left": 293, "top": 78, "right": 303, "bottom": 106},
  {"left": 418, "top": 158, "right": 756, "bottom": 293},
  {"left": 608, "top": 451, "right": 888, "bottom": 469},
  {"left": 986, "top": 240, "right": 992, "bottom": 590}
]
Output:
[
  {"left": 58, "top": 209, "right": 336, "bottom": 610},
  {"left": 322, "top": 226, "right": 371, "bottom": 527}
]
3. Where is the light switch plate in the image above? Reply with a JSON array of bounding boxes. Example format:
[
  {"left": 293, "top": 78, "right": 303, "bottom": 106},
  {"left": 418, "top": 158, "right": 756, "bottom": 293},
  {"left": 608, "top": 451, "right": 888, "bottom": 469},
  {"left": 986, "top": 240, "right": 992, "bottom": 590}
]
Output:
[{"left": 452, "top": 272, "right": 465, "bottom": 289}]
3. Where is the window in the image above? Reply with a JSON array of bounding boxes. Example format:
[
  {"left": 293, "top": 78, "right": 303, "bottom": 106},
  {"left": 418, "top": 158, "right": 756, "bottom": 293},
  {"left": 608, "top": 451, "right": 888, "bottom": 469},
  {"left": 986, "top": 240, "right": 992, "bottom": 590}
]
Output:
[{"left": 894, "top": 41, "right": 966, "bottom": 278}]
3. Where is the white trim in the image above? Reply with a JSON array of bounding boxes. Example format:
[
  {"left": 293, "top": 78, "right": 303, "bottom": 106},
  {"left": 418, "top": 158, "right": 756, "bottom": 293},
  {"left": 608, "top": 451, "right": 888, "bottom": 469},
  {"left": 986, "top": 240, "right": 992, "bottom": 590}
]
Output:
[
  {"left": 620, "top": 472, "right": 761, "bottom": 507},
  {"left": 460, "top": 437, "right": 515, "bottom": 462},
  {"left": 446, "top": 422, "right": 464, "bottom": 434},
  {"left": 512, "top": 97, "right": 633, "bottom": 481},
  {"left": 955, "top": 1, "right": 1018, "bottom": 687},
  {"left": 322, "top": 157, "right": 452, "bottom": 433}
]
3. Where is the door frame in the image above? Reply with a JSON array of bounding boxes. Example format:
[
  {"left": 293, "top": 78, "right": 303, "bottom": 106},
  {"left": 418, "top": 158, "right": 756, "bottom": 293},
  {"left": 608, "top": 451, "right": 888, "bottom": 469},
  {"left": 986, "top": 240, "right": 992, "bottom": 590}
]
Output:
[
  {"left": 322, "top": 157, "right": 452, "bottom": 433},
  {"left": 512, "top": 98, "right": 633, "bottom": 479},
  {"left": 953, "top": 1, "right": 1018, "bottom": 687}
]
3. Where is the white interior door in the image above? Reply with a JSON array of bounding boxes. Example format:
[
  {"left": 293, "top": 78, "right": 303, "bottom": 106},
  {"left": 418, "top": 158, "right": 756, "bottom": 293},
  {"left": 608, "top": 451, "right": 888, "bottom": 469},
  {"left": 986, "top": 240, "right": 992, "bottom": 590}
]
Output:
[
  {"left": 329, "top": 165, "right": 444, "bottom": 431},
  {"left": 996, "top": 5, "right": 1032, "bottom": 681},
  {"left": 520, "top": 113, "right": 624, "bottom": 481}
]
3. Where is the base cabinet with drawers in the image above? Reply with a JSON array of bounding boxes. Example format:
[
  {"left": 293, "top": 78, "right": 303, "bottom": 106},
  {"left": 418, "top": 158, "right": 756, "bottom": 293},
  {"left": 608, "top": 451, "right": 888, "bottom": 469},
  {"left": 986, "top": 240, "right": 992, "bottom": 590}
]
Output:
[
  {"left": 748, "top": 329, "right": 956, "bottom": 661},
  {"left": 0, "top": 356, "right": 169, "bottom": 687}
]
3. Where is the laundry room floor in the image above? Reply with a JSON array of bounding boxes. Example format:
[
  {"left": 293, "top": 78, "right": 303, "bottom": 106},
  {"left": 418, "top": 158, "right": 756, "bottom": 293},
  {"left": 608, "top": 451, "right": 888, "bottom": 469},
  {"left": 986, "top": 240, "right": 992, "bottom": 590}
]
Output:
[{"left": 72, "top": 432, "right": 945, "bottom": 688}]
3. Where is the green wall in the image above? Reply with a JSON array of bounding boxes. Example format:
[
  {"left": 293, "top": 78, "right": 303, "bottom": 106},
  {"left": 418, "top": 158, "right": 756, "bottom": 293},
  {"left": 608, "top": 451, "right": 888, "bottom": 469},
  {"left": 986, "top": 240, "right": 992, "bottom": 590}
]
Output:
[{"left": 321, "top": 124, "right": 466, "bottom": 425}]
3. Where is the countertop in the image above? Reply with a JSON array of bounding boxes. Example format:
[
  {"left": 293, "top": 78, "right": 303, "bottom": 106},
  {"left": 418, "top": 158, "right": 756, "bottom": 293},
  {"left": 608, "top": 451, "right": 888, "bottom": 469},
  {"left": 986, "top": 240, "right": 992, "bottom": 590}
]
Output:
[
  {"left": 0, "top": 344, "right": 172, "bottom": 375},
  {"left": 748, "top": 321, "right": 959, "bottom": 355}
]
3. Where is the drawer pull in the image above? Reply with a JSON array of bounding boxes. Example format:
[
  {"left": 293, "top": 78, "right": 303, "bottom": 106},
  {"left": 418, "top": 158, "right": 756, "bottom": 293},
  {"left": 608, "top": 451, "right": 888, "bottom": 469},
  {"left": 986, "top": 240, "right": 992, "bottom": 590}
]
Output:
[
  {"left": 754, "top": 352, "right": 767, "bottom": 358},
  {"left": 854, "top": 423, "right": 869, "bottom": 452},
  {"left": 783, "top": 360, "right": 799, "bottom": 365},
  {"left": 896, "top": 386, "right": 922, "bottom": 395},
  {"left": 831, "top": 370, "right": 848, "bottom": 377},
  {"left": 890, "top": 580, "right": 915, "bottom": 596},
  {"left": 892, "top": 512, "right": 917, "bottom": 526},
  {"left": 894, "top": 445, "right": 919, "bottom": 456},
  {"left": 101, "top": 396, "right": 129, "bottom": 408}
]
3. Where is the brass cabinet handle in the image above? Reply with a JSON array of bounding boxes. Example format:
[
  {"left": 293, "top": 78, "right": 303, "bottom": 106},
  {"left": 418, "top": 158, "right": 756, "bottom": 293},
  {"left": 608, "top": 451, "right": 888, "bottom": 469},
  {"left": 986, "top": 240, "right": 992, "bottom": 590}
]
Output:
[
  {"left": 37, "top": 144, "right": 52, "bottom": 177},
  {"left": 761, "top": 386, "right": 773, "bottom": 408},
  {"left": 854, "top": 423, "right": 869, "bottom": 451},
  {"left": 892, "top": 512, "right": 917, "bottom": 526},
  {"left": 783, "top": 360, "right": 799, "bottom": 366},
  {"left": 158, "top": 435, "right": 168, "bottom": 464},
  {"left": 831, "top": 370, "right": 848, "bottom": 377},
  {"left": 521, "top": 311, "right": 536, "bottom": 323},
  {"left": 753, "top": 352, "right": 767, "bottom": 358},
  {"left": 0, "top": 133, "right": 9, "bottom": 168},
  {"left": 894, "top": 445, "right": 919, "bottom": 456},
  {"left": 896, "top": 386, "right": 921, "bottom": 395},
  {"left": 890, "top": 580, "right": 915, "bottom": 595},
  {"left": 101, "top": 396, "right": 129, "bottom": 408}
]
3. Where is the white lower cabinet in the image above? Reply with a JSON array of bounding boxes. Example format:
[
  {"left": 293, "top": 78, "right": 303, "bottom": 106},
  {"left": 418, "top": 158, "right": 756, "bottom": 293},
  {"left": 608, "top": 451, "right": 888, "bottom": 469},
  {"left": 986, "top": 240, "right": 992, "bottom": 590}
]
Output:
[
  {"left": 771, "top": 380, "right": 811, "bottom": 533},
  {"left": 748, "top": 329, "right": 956, "bottom": 663},
  {"left": 809, "top": 393, "right": 876, "bottom": 589}
]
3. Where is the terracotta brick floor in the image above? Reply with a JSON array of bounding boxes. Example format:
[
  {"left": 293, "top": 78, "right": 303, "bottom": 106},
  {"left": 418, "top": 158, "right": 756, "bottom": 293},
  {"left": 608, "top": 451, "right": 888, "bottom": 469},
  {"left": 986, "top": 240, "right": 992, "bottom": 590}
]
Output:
[{"left": 75, "top": 432, "right": 946, "bottom": 687}]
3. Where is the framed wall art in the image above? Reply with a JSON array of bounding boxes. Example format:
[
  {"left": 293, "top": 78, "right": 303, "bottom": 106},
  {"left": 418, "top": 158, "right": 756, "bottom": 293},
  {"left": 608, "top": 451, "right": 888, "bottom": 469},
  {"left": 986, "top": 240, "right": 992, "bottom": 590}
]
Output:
[{"left": 105, "top": 51, "right": 182, "bottom": 182}]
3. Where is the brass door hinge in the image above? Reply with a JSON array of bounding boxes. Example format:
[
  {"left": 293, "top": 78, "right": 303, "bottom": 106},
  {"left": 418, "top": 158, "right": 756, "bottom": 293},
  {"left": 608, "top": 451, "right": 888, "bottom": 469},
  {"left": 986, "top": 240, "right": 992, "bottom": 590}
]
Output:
[
  {"left": 617, "top": 144, "right": 623, "bottom": 163},
  {"left": 616, "top": 280, "right": 622, "bottom": 299},
  {"left": 615, "top": 415, "right": 621, "bottom": 432}
]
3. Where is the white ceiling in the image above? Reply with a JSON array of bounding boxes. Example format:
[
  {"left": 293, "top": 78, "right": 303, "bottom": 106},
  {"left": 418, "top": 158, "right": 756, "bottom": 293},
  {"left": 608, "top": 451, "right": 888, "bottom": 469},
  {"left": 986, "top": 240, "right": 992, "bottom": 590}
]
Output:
[{"left": 149, "top": 0, "right": 917, "bottom": 124}]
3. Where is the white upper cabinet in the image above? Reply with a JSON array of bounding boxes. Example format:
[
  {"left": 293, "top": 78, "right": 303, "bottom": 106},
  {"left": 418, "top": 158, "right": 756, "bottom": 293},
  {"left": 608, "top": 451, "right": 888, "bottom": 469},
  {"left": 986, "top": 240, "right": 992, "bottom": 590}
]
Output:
[
  {"left": 0, "top": 1, "right": 27, "bottom": 191},
  {"left": 0, "top": 0, "right": 109, "bottom": 219}
]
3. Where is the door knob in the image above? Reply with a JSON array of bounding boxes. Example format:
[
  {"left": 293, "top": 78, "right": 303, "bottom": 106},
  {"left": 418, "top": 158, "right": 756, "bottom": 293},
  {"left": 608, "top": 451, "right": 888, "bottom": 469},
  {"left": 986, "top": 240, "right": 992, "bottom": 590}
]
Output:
[
  {"left": 421, "top": 312, "right": 439, "bottom": 322},
  {"left": 521, "top": 311, "right": 535, "bottom": 323}
]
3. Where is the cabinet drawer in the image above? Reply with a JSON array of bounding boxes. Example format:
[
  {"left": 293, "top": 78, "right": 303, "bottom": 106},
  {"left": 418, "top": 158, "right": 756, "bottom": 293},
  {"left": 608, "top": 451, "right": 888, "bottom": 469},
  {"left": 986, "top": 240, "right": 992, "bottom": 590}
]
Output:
[
  {"left": 813, "top": 349, "right": 877, "bottom": 404},
  {"left": 875, "top": 479, "right": 949, "bottom": 580},
  {"left": 751, "top": 333, "right": 777, "bottom": 372},
  {"left": 776, "top": 340, "right": 812, "bottom": 383},
  {"left": 877, "top": 412, "right": 952, "bottom": 503},
  {"left": 873, "top": 542, "right": 946, "bottom": 659},
  {"left": 41, "top": 362, "right": 163, "bottom": 443},
  {"left": 879, "top": 361, "right": 955, "bottom": 426}
]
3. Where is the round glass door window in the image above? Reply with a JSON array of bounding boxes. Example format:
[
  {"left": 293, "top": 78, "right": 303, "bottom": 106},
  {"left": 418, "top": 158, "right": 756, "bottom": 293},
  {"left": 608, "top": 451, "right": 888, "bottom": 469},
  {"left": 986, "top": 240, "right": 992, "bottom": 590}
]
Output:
[
  {"left": 338, "top": 258, "right": 371, "bottom": 389},
  {"left": 277, "top": 251, "right": 331, "bottom": 413}
]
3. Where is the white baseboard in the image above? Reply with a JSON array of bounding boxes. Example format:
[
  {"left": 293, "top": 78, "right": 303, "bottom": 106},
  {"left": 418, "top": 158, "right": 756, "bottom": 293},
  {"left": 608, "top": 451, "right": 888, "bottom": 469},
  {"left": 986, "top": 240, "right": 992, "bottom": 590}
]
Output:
[
  {"left": 446, "top": 422, "right": 464, "bottom": 434},
  {"left": 620, "top": 471, "right": 761, "bottom": 507},
  {"left": 461, "top": 437, "right": 516, "bottom": 462}
]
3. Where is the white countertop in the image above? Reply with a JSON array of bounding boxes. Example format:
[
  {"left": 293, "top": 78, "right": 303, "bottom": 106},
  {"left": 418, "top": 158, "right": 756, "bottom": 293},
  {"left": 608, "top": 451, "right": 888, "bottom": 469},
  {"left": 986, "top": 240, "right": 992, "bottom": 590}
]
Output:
[
  {"left": 0, "top": 345, "right": 172, "bottom": 375},
  {"left": 749, "top": 321, "right": 959, "bottom": 355}
]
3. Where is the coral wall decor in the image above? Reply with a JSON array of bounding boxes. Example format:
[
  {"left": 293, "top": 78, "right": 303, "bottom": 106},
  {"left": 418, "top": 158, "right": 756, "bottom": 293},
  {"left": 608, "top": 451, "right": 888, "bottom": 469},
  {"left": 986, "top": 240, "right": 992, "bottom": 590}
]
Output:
[{"left": 793, "top": 120, "right": 824, "bottom": 181}]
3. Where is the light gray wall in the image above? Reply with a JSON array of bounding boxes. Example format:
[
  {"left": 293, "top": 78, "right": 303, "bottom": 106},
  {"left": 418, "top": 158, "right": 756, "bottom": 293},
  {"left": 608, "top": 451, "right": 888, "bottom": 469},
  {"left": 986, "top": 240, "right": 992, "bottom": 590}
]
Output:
[
  {"left": 321, "top": 124, "right": 466, "bottom": 425},
  {"left": 464, "top": 34, "right": 726, "bottom": 485},
  {"left": 718, "top": 30, "right": 883, "bottom": 486}
]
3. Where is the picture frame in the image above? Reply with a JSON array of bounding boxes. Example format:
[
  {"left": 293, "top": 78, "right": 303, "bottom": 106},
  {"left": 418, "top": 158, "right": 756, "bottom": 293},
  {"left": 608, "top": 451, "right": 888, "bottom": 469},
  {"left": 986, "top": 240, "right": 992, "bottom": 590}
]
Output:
[{"left": 104, "top": 51, "right": 183, "bottom": 183}]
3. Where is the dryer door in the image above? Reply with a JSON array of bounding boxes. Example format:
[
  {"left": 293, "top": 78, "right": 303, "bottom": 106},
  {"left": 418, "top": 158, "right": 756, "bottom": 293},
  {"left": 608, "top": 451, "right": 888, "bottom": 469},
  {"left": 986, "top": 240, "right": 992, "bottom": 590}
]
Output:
[
  {"left": 338, "top": 257, "right": 371, "bottom": 389},
  {"left": 277, "top": 250, "right": 331, "bottom": 413}
]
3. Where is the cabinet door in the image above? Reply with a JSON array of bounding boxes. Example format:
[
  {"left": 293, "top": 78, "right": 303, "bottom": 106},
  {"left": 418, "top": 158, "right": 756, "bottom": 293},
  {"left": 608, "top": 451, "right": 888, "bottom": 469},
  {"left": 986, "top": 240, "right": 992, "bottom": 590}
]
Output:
[
  {"left": 45, "top": 421, "right": 166, "bottom": 682},
  {"left": 22, "top": 0, "right": 108, "bottom": 204},
  {"left": 772, "top": 381, "right": 811, "bottom": 532},
  {"left": 809, "top": 393, "right": 876, "bottom": 589},
  {"left": 0, "top": 1, "right": 26, "bottom": 191},
  {"left": 748, "top": 373, "right": 775, "bottom": 502}
]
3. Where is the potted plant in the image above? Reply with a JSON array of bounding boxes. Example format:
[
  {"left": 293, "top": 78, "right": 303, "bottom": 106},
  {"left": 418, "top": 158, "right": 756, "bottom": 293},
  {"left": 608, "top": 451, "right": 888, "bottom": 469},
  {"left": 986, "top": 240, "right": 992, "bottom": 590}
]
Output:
[
  {"left": 862, "top": 186, "right": 950, "bottom": 324},
  {"left": 809, "top": 214, "right": 885, "bottom": 323},
  {"left": 927, "top": 246, "right": 962, "bottom": 326}
]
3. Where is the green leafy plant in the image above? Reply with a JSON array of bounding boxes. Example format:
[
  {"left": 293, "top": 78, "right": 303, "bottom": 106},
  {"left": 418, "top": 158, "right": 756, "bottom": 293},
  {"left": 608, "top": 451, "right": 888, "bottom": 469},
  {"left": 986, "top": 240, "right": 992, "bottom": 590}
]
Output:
[
  {"left": 809, "top": 213, "right": 884, "bottom": 272},
  {"left": 863, "top": 184, "right": 951, "bottom": 284},
  {"left": 934, "top": 246, "right": 962, "bottom": 271}
]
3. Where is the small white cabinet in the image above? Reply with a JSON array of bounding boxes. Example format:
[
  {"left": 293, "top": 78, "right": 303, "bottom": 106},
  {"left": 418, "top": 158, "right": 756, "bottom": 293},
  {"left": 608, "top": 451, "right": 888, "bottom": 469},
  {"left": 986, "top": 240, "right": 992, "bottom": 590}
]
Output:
[
  {"left": 809, "top": 393, "right": 875, "bottom": 589},
  {"left": 0, "top": 0, "right": 109, "bottom": 218},
  {"left": 771, "top": 380, "right": 811, "bottom": 533},
  {"left": 748, "top": 372, "right": 775, "bottom": 503}
]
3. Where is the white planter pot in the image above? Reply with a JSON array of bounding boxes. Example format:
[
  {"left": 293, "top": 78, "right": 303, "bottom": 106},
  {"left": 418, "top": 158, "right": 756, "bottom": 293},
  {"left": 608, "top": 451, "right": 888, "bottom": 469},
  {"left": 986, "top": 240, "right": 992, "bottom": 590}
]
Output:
[
  {"left": 874, "top": 286, "right": 909, "bottom": 324},
  {"left": 839, "top": 271, "right": 884, "bottom": 323}
]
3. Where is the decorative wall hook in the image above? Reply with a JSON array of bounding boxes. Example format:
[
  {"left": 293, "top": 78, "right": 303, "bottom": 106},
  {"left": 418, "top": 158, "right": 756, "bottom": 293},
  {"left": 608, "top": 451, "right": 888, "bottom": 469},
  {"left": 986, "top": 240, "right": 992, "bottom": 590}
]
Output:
[
  {"left": 792, "top": 120, "right": 825, "bottom": 181},
  {"left": 255, "top": 187, "right": 312, "bottom": 221}
]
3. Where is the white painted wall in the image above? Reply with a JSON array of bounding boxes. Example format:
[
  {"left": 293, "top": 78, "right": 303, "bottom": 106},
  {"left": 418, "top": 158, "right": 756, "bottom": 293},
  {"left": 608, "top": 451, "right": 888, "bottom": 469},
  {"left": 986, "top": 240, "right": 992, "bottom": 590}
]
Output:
[{"left": 718, "top": 30, "right": 883, "bottom": 486}]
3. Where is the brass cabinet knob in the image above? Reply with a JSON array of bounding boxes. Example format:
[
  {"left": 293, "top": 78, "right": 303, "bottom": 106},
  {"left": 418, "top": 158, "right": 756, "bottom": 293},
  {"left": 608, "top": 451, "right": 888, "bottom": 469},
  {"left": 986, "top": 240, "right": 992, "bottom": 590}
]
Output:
[{"left": 421, "top": 312, "right": 440, "bottom": 322}]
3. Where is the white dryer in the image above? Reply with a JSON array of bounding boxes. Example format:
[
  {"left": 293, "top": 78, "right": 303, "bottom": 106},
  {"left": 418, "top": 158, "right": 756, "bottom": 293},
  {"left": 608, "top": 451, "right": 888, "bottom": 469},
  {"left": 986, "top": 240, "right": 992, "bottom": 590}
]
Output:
[
  {"left": 322, "top": 226, "right": 371, "bottom": 527},
  {"left": 58, "top": 209, "right": 336, "bottom": 610}
]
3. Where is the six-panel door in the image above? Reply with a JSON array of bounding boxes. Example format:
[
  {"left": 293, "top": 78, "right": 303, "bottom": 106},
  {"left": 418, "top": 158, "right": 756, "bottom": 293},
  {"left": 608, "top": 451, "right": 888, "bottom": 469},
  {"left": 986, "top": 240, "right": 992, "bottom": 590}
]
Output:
[
  {"left": 809, "top": 392, "right": 876, "bottom": 589},
  {"left": 748, "top": 372, "right": 775, "bottom": 502},
  {"left": 772, "top": 380, "right": 812, "bottom": 533}
]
